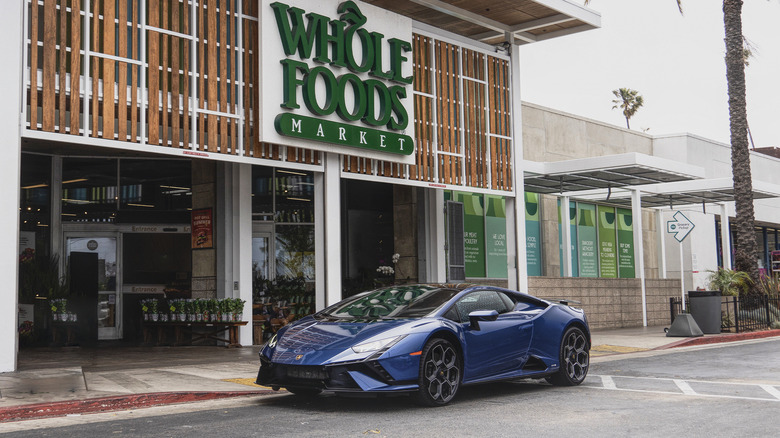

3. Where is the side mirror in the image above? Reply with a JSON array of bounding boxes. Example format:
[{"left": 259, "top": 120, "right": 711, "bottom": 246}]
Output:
[{"left": 468, "top": 310, "right": 499, "bottom": 331}]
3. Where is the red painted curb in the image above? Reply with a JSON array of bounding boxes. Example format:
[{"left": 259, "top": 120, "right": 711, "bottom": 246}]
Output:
[
  {"left": 0, "top": 390, "right": 275, "bottom": 423},
  {"left": 656, "top": 329, "right": 780, "bottom": 350}
]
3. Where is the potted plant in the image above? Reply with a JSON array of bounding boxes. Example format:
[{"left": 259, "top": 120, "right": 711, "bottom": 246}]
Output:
[{"left": 233, "top": 298, "right": 246, "bottom": 322}]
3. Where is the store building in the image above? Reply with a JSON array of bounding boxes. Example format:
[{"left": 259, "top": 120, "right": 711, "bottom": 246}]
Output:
[
  {"left": 7, "top": 0, "right": 779, "bottom": 374},
  {"left": 3, "top": 0, "right": 603, "bottom": 371}
]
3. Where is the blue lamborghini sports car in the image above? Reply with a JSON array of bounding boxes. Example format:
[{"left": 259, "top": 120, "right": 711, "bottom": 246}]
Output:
[{"left": 256, "top": 284, "right": 590, "bottom": 406}]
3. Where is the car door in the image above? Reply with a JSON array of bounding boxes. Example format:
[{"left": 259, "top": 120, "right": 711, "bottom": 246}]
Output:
[{"left": 453, "top": 290, "right": 533, "bottom": 381}]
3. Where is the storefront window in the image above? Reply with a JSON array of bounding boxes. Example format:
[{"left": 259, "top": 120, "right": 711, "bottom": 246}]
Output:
[
  {"left": 275, "top": 170, "right": 314, "bottom": 223},
  {"left": 62, "top": 158, "right": 118, "bottom": 222},
  {"left": 275, "top": 225, "right": 314, "bottom": 280},
  {"left": 62, "top": 158, "right": 191, "bottom": 223},
  {"left": 20, "top": 153, "right": 51, "bottom": 259},
  {"left": 118, "top": 159, "right": 191, "bottom": 223}
]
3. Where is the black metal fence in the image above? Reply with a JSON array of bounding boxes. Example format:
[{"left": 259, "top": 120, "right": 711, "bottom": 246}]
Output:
[{"left": 670, "top": 295, "right": 780, "bottom": 333}]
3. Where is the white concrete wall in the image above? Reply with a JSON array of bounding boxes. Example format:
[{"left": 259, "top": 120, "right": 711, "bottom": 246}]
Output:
[{"left": 0, "top": 0, "right": 23, "bottom": 372}]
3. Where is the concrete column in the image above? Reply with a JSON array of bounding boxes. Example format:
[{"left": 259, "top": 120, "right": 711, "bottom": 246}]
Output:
[
  {"left": 314, "top": 171, "right": 325, "bottom": 311},
  {"left": 559, "top": 196, "right": 572, "bottom": 277},
  {"left": 323, "top": 153, "right": 341, "bottom": 306},
  {"left": 720, "top": 203, "right": 732, "bottom": 269},
  {"left": 234, "top": 164, "right": 253, "bottom": 345},
  {"left": 505, "top": 197, "right": 517, "bottom": 290},
  {"left": 425, "top": 188, "right": 446, "bottom": 283},
  {"left": 192, "top": 160, "right": 217, "bottom": 298},
  {"left": 631, "top": 189, "right": 647, "bottom": 327},
  {"left": 657, "top": 210, "right": 667, "bottom": 279},
  {"left": 0, "top": 0, "right": 23, "bottom": 372},
  {"left": 508, "top": 34, "right": 528, "bottom": 292}
]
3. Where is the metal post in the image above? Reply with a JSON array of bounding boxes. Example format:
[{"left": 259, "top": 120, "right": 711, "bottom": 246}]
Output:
[
  {"left": 323, "top": 153, "right": 342, "bottom": 306},
  {"left": 508, "top": 33, "right": 527, "bottom": 292},
  {"left": 658, "top": 210, "right": 667, "bottom": 278},
  {"left": 631, "top": 189, "right": 647, "bottom": 326},
  {"left": 720, "top": 203, "right": 731, "bottom": 269},
  {"left": 680, "top": 241, "right": 686, "bottom": 311}
]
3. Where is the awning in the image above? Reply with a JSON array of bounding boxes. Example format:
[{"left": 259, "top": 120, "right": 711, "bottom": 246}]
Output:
[
  {"left": 560, "top": 177, "right": 780, "bottom": 208},
  {"left": 365, "top": 0, "right": 601, "bottom": 45},
  {"left": 523, "top": 153, "right": 706, "bottom": 194}
]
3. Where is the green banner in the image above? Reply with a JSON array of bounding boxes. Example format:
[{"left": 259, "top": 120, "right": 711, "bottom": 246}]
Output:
[
  {"left": 598, "top": 205, "right": 617, "bottom": 278},
  {"left": 524, "top": 193, "right": 541, "bottom": 277},
  {"left": 617, "top": 208, "right": 635, "bottom": 278},
  {"left": 577, "top": 203, "right": 598, "bottom": 277},
  {"left": 486, "top": 196, "right": 508, "bottom": 278},
  {"left": 275, "top": 113, "right": 414, "bottom": 155},
  {"left": 457, "top": 192, "right": 485, "bottom": 278}
]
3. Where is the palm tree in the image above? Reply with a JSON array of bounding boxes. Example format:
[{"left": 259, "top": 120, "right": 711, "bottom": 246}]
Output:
[
  {"left": 585, "top": 0, "right": 759, "bottom": 288},
  {"left": 611, "top": 88, "right": 644, "bottom": 129}
]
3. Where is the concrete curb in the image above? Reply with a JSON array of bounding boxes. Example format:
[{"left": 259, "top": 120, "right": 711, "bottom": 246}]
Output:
[
  {"left": 656, "top": 329, "right": 780, "bottom": 350},
  {"left": 0, "top": 390, "right": 275, "bottom": 423}
]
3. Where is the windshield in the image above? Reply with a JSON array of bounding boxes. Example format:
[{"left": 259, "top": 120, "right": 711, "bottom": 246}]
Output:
[{"left": 320, "top": 286, "right": 459, "bottom": 320}]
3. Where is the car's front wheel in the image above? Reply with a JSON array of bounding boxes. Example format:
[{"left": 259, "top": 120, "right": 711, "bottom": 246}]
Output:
[
  {"left": 413, "top": 338, "right": 461, "bottom": 406},
  {"left": 547, "top": 326, "right": 589, "bottom": 386}
]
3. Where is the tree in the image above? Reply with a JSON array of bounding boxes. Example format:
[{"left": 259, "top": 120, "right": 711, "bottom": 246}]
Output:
[
  {"left": 611, "top": 88, "right": 644, "bottom": 129},
  {"left": 585, "top": 0, "right": 759, "bottom": 288}
]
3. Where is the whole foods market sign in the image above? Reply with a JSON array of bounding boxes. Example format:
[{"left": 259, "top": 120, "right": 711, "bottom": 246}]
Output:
[{"left": 259, "top": 0, "right": 415, "bottom": 163}]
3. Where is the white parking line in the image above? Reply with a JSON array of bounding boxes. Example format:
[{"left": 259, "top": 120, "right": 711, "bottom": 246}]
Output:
[
  {"left": 673, "top": 379, "right": 697, "bottom": 396},
  {"left": 588, "top": 375, "right": 780, "bottom": 403},
  {"left": 760, "top": 384, "right": 780, "bottom": 400}
]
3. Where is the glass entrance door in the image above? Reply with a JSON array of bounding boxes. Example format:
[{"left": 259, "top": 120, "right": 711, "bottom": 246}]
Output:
[{"left": 65, "top": 234, "right": 120, "bottom": 340}]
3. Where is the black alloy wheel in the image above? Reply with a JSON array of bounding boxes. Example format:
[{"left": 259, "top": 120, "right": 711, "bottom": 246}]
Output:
[
  {"left": 547, "top": 326, "right": 589, "bottom": 386},
  {"left": 413, "top": 338, "right": 461, "bottom": 406}
]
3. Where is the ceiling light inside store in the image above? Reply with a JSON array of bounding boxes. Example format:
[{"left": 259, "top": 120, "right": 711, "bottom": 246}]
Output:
[
  {"left": 160, "top": 185, "right": 191, "bottom": 190},
  {"left": 277, "top": 170, "right": 307, "bottom": 176},
  {"left": 62, "top": 178, "right": 88, "bottom": 184},
  {"left": 61, "top": 198, "right": 92, "bottom": 204},
  {"left": 287, "top": 197, "right": 311, "bottom": 202},
  {"left": 21, "top": 183, "right": 48, "bottom": 189},
  {"left": 128, "top": 203, "right": 155, "bottom": 208}
]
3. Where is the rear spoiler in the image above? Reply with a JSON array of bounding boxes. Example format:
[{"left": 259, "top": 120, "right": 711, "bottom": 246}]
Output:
[{"left": 556, "top": 299, "right": 581, "bottom": 307}]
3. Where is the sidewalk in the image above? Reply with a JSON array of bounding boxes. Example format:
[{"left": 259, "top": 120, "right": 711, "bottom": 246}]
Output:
[{"left": 2, "top": 327, "right": 779, "bottom": 422}]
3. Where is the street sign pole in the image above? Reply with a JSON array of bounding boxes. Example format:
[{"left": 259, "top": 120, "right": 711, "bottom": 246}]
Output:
[{"left": 667, "top": 211, "right": 695, "bottom": 311}]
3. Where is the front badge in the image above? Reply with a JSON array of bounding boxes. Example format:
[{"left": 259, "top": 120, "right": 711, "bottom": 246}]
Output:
[{"left": 295, "top": 354, "right": 304, "bottom": 361}]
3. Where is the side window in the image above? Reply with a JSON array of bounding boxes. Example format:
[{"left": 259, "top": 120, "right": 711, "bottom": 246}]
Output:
[{"left": 453, "top": 291, "right": 510, "bottom": 323}]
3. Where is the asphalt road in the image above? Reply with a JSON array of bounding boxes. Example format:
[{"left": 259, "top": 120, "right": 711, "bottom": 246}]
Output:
[{"left": 3, "top": 338, "right": 780, "bottom": 437}]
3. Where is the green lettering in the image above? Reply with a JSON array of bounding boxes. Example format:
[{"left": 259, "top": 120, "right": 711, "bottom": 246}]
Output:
[
  {"left": 388, "top": 85, "right": 408, "bottom": 130},
  {"left": 271, "top": 2, "right": 319, "bottom": 59},
  {"left": 303, "top": 66, "right": 338, "bottom": 116},
  {"left": 388, "top": 38, "right": 413, "bottom": 84},
  {"left": 336, "top": 74, "right": 366, "bottom": 122},
  {"left": 369, "top": 32, "right": 392, "bottom": 80},
  {"left": 315, "top": 19, "right": 347, "bottom": 67},
  {"left": 363, "top": 79, "right": 392, "bottom": 127},
  {"left": 280, "top": 59, "right": 309, "bottom": 109}
]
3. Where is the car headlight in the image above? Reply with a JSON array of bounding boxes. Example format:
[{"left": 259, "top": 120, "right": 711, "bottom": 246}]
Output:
[
  {"left": 351, "top": 336, "right": 403, "bottom": 354},
  {"left": 266, "top": 333, "right": 278, "bottom": 349}
]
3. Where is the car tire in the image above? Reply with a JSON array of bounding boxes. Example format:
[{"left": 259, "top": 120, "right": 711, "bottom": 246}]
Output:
[
  {"left": 286, "top": 386, "right": 322, "bottom": 396},
  {"left": 547, "top": 326, "right": 589, "bottom": 386},
  {"left": 412, "top": 338, "right": 462, "bottom": 407}
]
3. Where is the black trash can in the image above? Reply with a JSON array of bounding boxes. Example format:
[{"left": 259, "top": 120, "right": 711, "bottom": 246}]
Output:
[{"left": 688, "top": 291, "right": 722, "bottom": 334}]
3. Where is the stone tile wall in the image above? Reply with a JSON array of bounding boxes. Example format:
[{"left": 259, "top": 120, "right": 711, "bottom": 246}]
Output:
[{"left": 528, "top": 277, "right": 681, "bottom": 329}]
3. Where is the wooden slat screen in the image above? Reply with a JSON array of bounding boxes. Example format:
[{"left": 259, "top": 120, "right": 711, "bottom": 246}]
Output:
[
  {"left": 343, "top": 33, "right": 512, "bottom": 193},
  {"left": 25, "top": 0, "right": 321, "bottom": 167}
]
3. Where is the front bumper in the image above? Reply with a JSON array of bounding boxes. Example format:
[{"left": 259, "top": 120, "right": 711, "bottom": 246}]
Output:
[{"left": 255, "top": 354, "right": 418, "bottom": 393}]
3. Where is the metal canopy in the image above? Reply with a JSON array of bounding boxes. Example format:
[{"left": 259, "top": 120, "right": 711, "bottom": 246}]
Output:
[
  {"left": 364, "top": 0, "right": 600, "bottom": 45},
  {"left": 523, "top": 153, "right": 706, "bottom": 194},
  {"left": 561, "top": 178, "right": 780, "bottom": 208}
]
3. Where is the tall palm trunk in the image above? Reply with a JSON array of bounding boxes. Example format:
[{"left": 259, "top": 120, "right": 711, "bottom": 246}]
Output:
[{"left": 723, "top": 0, "right": 758, "bottom": 288}]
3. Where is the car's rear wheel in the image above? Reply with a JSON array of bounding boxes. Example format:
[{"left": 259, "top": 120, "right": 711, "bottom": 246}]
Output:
[
  {"left": 547, "top": 326, "right": 589, "bottom": 386},
  {"left": 413, "top": 338, "right": 461, "bottom": 406},
  {"left": 286, "top": 386, "right": 322, "bottom": 396}
]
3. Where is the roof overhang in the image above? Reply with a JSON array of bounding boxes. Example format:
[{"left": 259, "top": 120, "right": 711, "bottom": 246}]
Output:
[
  {"left": 363, "top": 0, "right": 600, "bottom": 45},
  {"left": 523, "top": 153, "right": 707, "bottom": 194},
  {"left": 561, "top": 178, "right": 780, "bottom": 208}
]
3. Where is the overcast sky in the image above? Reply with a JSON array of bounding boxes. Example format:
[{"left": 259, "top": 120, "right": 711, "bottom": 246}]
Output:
[{"left": 519, "top": 0, "right": 780, "bottom": 147}]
